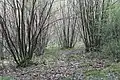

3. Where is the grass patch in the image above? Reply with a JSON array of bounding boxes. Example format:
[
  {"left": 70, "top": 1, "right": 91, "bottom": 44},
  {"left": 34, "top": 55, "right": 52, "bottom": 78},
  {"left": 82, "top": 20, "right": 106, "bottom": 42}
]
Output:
[
  {"left": 102, "top": 63, "right": 120, "bottom": 73},
  {"left": 66, "top": 54, "right": 82, "bottom": 61},
  {"left": 0, "top": 76, "right": 14, "bottom": 80},
  {"left": 85, "top": 62, "right": 120, "bottom": 80}
]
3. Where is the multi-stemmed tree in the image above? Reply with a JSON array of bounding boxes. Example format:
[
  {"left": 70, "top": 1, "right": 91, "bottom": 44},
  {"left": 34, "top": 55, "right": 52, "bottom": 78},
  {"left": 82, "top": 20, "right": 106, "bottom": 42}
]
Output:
[
  {"left": 0, "top": 0, "right": 54, "bottom": 67},
  {"left": 76, "top": 0, "right": 111, "bottom": 52},
  {"left": 56, "top": 0, "right": 78, "bottom": 49}
]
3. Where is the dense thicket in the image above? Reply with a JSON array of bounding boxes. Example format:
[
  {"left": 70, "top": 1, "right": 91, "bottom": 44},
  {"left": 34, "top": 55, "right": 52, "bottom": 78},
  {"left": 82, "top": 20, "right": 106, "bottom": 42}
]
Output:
[
  {"left": 75, "top": 0, "right": 109, "bottom": 52},
  {"left": 76, "top": 0, "right": 120, "bottom": 61},
  {"left": 101, "top": 2, "right": 120, "bottom": 61}
]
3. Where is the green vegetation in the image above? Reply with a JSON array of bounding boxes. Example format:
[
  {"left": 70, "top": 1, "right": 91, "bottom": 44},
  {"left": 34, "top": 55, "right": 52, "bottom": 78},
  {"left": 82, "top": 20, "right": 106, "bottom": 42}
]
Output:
[
  {"left": 0, "top": 76, "right": 14, "bottom": 80},
  {"left": 85, "top": 63, "right": 120, "bottom": 80}
]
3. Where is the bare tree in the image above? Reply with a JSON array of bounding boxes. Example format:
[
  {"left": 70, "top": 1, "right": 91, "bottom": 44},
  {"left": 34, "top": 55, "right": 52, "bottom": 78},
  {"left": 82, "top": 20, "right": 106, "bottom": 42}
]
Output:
[
  {"left": 35, "top": 0, "right": 52, "bottom": 56},
  {"left": 76, "top": 0, "right": 110, "bottom": 52},
  {"left": 56, "top": 0, "right": 78, "bottom": 49},
  {"left": 0, "top": 0, "right": 6, "bottom": 60},
  {"left": 0, "top": 0, "right": 54, "bottom": 67}
]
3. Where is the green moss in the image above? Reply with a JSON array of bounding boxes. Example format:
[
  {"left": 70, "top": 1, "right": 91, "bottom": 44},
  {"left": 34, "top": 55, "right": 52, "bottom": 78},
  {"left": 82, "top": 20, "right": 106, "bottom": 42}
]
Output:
[
  {"left": 85, "top": 69, "right": 109, "bottom": 80},
  {"left": 103, "top": 63, "right": 120, "bottom": 73},
  {"left": 67, "top": 54, "right": 82, "bottom": 61},
  {"left": 85, "top": 62, "right": 120, "bottom": 80},
  {"left": 85, "top": 70, "right": 101, "bottom": 76},
  {"left": 0, "top": 76, "right": 14, "bottom": 80}
]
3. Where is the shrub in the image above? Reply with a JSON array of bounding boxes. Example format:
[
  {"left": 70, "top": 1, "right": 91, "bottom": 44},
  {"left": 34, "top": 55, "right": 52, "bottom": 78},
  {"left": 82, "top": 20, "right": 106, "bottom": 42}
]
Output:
[{"left": 101, "top": 40, "right": 120, "bottom": 62}]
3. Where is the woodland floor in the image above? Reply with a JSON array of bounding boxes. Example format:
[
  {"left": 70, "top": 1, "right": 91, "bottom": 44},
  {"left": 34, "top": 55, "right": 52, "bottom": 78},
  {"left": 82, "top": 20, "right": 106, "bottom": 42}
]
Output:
[{"left": 0, "top": 47, "right": 120, "bottom": 80}]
